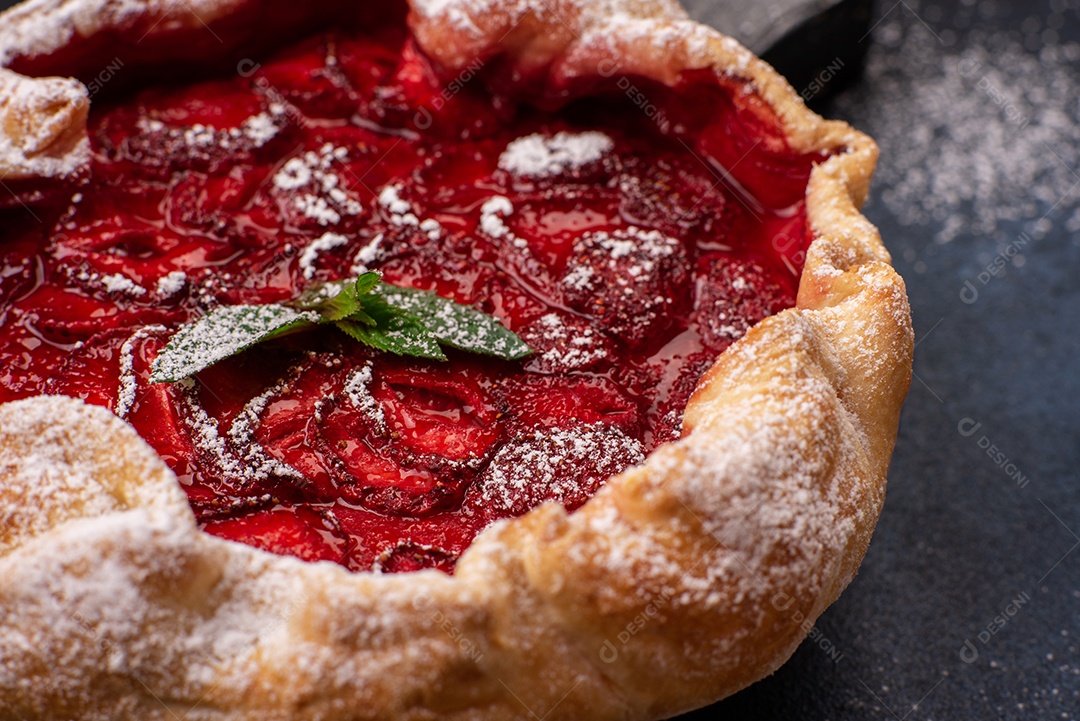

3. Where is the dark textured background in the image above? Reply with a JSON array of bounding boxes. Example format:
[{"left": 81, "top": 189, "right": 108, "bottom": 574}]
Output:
[{"left": 2, "top": 0, "right": 1077, "bottom": 718}]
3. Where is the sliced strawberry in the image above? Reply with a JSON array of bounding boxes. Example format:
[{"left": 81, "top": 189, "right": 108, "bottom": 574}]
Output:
[
  {"left": 251, "top": 356, "right": 340, "bottom": 500},
  {"left": 375, "top": 542, "right": 457, "bottom": 574},
  {"left": 503, "top": 193, "right": 621, "bottom": 272},
  {"left": 651, "top": 349, "right": 718, "bottom": 445},
  {"left": 692, "top": 255, "right": 794, "bottom": 352},
  {"left": 375, "top": 235, "right": 497, "bottom": 307},
  {"left": 203, "top": 507, "right": 345, "bottom": 563},
  {"left": 616, "top": 157, "right": 735, "bottom": 241},
  {"left": 0, "top": 320, "right": 70, "bottom": 402},
  {"left": 45, "top": 328, "right": 130, "bottom": 409},
  {"left": 314, "top": 360, "right": 502, "bottom": 517},
  {"left": 254, "top": 34, "right": 359, "bottom": 119},
  {"left": 95, "top": 80, "right": 292, "bottom": 177},
  {"left": 117, "top": 332, "right": 205, "bottom": 485},
  {"left": 373, "top": 365, "right": 502, "bottom": 459},
  {"left": 561, "top": 227, "right": 691, "bottom": 350},
  {"left": 18, "top": 284, "right": 180, "bottom": 341},
  {"left": 464, "top": 423, "right": 644, "bottom": 523},
  {"left": 165, "top": 167, "right": 269, "bottom": 240},
  {"left": 518, "top": 312, "right": 613, "bottom": 373},
  {"left": 500, "top": 374, "right": 641, "bottom": 436},
  {"left": 472, "top": 269, "right": 550, "bottom": 332},
  {"left": 372, "top": 40, "right": 504, "bottom": 137},
  {"left": 329, "top": 504, "right": 480, "bottom": 572},
  {"left": 334, "top": 26, "right": 409, "bottom": 97}
]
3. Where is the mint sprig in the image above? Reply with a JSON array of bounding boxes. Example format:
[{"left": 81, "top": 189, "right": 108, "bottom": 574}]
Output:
[
  {"left": 148, "top": 304, "right": 320, "bottom": 383},
  {"left": 149, "top": 273, "right": 532, "bottom": 383},
  {"left": 379, "top": 284, "right": 534, "bottom": 359}
]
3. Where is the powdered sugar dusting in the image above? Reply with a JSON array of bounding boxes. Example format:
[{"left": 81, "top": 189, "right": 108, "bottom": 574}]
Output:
[
  {"left": 833, "top": 14, "right": 1080, "bottom": 246},
  {"left": 181, "top": 387, "right": 256, "bottom": 484},
  {"left": 298, "top": 232, "right": 349, "bottom": 280},
  {"left": 562, "top": 263, "right": 595, "bottom": 291},
  {"left": 378, "top": 184, "right": 418, "bottom": 226},
  {"left": 155, "top": 271, "right": 187, "bottom": 297},
  {"left": 498, "top": 130, "right": 614, "bottom": 177},
  {"left": 563, "top": 226, "right": 680, "bottom": 295},
  {"left": 226, "top": 375, "right": 306, "bottom": 482},
  {"left": 115, "top": 326, "right": 167, "bottom": 420},
  {"left": 273, "top": 144, "right": 363, "bottom": 227},
  {"left": 273, "top": 157, "right": 313, "bottom": 190},
  {"left": 469, "top": 423, "right": 644, "bottom": 517},
  {"left": 375, "top": 183, "right": 446, "bottom": 239},
  {"left": 343, "top": 363, "right": 387, "bottom": 435},
  {"left": 350, "top": 233, "right": 385, "bottom": 275},
  {"left": 0, "top": 397, "right": 187, "bottom": 555},
  {"left": 1, "top": 425, "right": 123, "bottom": 554},
  {"left": 100, "top": 272, "right": 146, "bottom": 296},
  {"left": 66, "top": 266, "right": 149, "bottom": 298},
  {"left": 524, "top": 313, "right": 609, "bottom": 371},
  {"left": 0, "top": 69, "right": 90, "bottom": 180},
  {"left": 411, "top": 0, "right": 487, "bottom": 34},
  {"left": 138, "top": 110, "right": 282, "bottom": 153},
  {"left": 479, "top": 195, "right": 515, "bottom": 240}
]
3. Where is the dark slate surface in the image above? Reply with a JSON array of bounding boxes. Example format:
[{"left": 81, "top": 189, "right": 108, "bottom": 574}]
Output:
[{"left": 1, "top": 0, "right": 1076, "bottom": 718}]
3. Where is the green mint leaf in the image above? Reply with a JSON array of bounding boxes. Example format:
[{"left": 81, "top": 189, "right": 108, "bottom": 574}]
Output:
[
  {"left": 292, "top": 272, "right": 382, "bottom": 322},
  {"left": 378, "top": 284, "right": 533, "bottom": 360},
  {"left": 348, "top": 308, "right": 377, "bottom": 327},
  {"left": 345, "top": 293, "right": 444, "bottom": 358},
  {"left": 312, "top": 284, "right": 361, "bottom": 322},
  {"left": 149, "top": 304, "right": 319, "bottom": 383},
  {"left": 151, "top": 274, "right": 531, "bottom": 383},
  {"left": 354, "top": 291, "right": 407, "bottom": 326},
  {"left": 334, "top": 315, "right": 447, "bottom": 360},
  {"left": 352, "top": 271, "right": 382, "bottom": 296}
]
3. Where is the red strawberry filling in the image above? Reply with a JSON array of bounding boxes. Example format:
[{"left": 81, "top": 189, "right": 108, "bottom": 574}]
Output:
[{"left": 0, "top": 19, "right": 824, "bottom": 573}]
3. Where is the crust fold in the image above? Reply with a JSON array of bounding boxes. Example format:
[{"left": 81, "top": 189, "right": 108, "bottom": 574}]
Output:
[{"left": 0, "top": 66, "right": 88, "bottom": 183}]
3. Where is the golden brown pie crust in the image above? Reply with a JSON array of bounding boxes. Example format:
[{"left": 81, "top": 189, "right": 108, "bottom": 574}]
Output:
[{"left": 0, "top": 1, "right": 913, "bottom": 718}]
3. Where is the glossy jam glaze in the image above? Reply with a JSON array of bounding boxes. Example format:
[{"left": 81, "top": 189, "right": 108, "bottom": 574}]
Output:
[{"left": 0, "top": 22, "right": 824, "bottom": 572}]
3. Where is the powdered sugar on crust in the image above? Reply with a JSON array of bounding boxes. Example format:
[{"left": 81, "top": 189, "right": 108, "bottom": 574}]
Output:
[
  {"left": 0, "top": 397, "right": 189, "bottom": 555},
  {"left": 0, "top": 0, "right": 249, "bottom": 68},
  {"left": 0, "top": 68, "right": 89, "bottom": 180},
  {"left": 411, "top": 0, "right": 690, "bottom": 42}
]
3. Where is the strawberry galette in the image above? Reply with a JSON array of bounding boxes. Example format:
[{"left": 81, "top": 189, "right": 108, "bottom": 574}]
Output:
[{"left": 0, "top": 0, "right": 912, "bottom": 719}]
